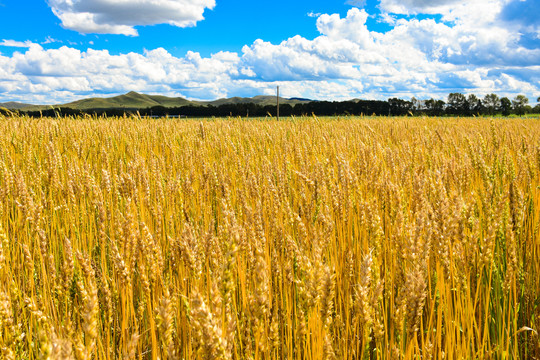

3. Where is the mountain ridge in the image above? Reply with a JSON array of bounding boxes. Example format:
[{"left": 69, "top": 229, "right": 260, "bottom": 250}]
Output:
[
  {"left": 1, "top": 92, "right": 313, "bottom": 111},
  {"left": 0, "top": 102, "right": 37, "bottom": 110}
]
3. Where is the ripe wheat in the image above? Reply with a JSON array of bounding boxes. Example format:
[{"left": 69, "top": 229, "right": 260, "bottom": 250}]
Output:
[{"left": 0, "top": 114, "right": 538, "bottom": 359}]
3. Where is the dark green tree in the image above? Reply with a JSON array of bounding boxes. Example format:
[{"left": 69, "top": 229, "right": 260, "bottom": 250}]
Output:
[
  {"left": 447, "top": 93, "right": 468, "bottom": 115},
  {"left": 411, "top": 97, "right": 423, "bottom": 114},
  {"left": 467, "top": 94, "right": 483, "bottom": 115},
  {"left": 500, "top": 97, "right": 512, "bottom": 116},
  {"left": 512, "top": 95, "right": 529, "bottom": 115},
  {"left": 482, "top": 93, "right": 500, "bottom": 115},
  {"left": 388, "top": 98, "right": 413, "bottom": 116},
  {"left": 424, "top": 98, "right": 445, "bottom": 116}
]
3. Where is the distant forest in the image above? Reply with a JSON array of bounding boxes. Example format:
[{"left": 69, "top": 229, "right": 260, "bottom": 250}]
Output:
[{"left": 4, "top": 93, "right": 539, "bottom": 118}]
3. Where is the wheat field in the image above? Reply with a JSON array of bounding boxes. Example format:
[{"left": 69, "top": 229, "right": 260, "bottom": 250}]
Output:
[{"left": 0, "top": 115, "right": 538, "bottom": 359}]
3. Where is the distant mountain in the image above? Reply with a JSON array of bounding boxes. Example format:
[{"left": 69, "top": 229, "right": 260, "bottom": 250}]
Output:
[
  {"left": 203, "top": 95, "right": 310, "bottom": 107},
  {"left": 0, "top": 102, "right": 35, "bottom": 110},
  {"left": 61, "top": 91, "right": 195, "bottom": 110},
  {"left": 2, "top": 92, "right": 314, "bottom": 112},
  {"left": 61, "top": 92, "right": 312, "bottom": 109}
]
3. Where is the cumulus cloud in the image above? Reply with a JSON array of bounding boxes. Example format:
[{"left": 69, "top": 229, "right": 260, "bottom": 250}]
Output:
[
  {"left": 378, "top": 0, "right": 511, "bottom": 26},
  {"left": 1, "top": 4, "right": 539, "bottom": 104},
  {"left": 0, "top": 45, "right": 241, "bottom": 103},
  {"left": 48, "top": 0, "right": 215, "bottom": 36},
  {"left": 378, "top": 0, "right": 462, "bottom": 14},
  {"left": 0, "top": 39, "right": 36, "bottom": 48}
]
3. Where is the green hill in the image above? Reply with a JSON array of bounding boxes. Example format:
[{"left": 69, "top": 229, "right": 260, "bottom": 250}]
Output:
[
  {"left": 62, "top": 91, "right": 195, "bottom": 110},
  {"left": 64, "top": 92, "right": 311, "bottom": 109},
  {"left": 1, "top": 92, "right": 313, "bottom": 112},
  {"left": 0, "top": 102, "right": 36, "bottom": 110},
  {"left": 205, "top": 95, "right": 309, "bottom": 106}
]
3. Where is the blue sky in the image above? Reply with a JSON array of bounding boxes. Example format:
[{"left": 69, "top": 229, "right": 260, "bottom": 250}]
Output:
[
  {"left": 1, "top": 1, "right": 399, "bottom": 57},
  {"left": 0, "top": 0, "right": 538, "bottom": 104}
]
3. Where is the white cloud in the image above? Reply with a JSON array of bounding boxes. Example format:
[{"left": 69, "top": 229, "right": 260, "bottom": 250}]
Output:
[
  {"left": 0, "top": 45, "right": 242, "bottom": 103},
  {"left": 378, "top": 0, "right": 506, "bottom": 19},
  {"left": 316, "top": 9, "right": 373, "bottom": 47},
  {"left": 1, "top": 5, "right": 539, "bottom": 104},
  {"left": 48, "top": 0, "right": 216, "bottom": 36},
  {"left": 378, "top": 0, "right": 463, "bottom": 14},
  {"left": 0, "top": 40, "right": 36, "bottom": 48},
  {"left": 377, "top": 0, "right": 523, "bottom": 35},
  {"left": 42, "top": 36, "right": 61, "bottom": 45}
]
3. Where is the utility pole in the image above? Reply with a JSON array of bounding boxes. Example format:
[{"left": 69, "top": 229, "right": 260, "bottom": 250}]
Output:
[{"left": 277, "top": 86, "right": 280, "bottom": 121}]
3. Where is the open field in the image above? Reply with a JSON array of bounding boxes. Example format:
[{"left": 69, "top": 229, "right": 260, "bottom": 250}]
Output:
[{"left": 0, "top": 115, "right": 539, "bottom": 359}]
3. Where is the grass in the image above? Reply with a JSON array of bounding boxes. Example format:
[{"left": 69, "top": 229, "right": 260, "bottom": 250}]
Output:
[{"left": 0, "top": 114, "right": 538, "bottom": 359}]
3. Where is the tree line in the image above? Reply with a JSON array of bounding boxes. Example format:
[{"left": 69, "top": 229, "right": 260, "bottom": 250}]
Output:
[{"left": 3, "top": 93, "right": 539, "bottom": 118}]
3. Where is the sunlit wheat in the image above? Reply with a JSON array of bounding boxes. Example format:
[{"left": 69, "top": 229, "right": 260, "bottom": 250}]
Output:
[{"left": 0, "top": 114, "right": 538, "bottom": 359}]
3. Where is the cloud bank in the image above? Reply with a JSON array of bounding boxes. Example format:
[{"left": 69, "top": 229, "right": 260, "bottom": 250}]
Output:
[
  {"left": 48, "top": 0, "right": 216, "bottom": 36},
  {"left": 1, "top": 1, "right": 539, "bottom": 104}
]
